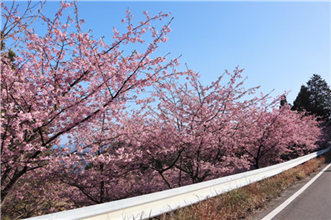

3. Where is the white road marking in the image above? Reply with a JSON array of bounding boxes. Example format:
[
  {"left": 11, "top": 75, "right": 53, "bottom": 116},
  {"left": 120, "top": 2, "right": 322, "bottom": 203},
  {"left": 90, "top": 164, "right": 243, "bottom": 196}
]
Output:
[{"left": 261, "top": 162, "right": 331, "bottom": 220}]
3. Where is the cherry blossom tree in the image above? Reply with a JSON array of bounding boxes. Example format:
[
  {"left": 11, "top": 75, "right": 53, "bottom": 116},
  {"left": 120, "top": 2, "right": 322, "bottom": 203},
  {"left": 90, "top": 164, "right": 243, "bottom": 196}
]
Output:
[
  {"left": 48, "top": 111, "right": 158, "bottom": 206},
  {"left": 132, "top": 67, "right": 260, "bottom": 187},
  {"left": 55, "top": 67, "right": 323, "bottom": 209},
  {"left": 47, "top": 67, "right": 259, "bottom": 207},
  {"left": 236, "top": 96, "right": 322, "bottom": 169},
  {"left": 1, "top": 1, "right": 186, "bottom": 206},
  {"left": 0, "top": 169, "right": 74, "bottom": 219}
]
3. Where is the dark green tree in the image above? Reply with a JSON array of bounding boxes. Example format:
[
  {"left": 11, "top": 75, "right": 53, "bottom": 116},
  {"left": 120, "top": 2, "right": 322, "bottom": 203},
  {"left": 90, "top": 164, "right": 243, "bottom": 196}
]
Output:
[
  {"left": 292, "top": 74, "right": 331, "bottom": 125},
  {"left": 280, "top": 95, "right": 288, "bottom": 108},
  {"left": 292, "top": 85, "right": 311, "bottom": 112}
]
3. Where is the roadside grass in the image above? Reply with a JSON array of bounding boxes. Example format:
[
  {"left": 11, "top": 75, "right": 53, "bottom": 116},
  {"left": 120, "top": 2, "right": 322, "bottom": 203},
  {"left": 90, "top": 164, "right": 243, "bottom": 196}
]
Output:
[{"left": 153, "top": 150, "right": 331, "bottom": 220}]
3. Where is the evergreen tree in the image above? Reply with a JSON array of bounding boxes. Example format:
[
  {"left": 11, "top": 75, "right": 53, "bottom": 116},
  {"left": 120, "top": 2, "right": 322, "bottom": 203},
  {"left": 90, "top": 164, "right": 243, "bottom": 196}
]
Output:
[
  {"left": 292, "top": 74, "right": 331, "bottom": 124},
  {"left": 280, "top": 95, "right": 288, "bottom": 108},
  {"left": 292, "top": 85, "right": 311, "bottom": 112}
]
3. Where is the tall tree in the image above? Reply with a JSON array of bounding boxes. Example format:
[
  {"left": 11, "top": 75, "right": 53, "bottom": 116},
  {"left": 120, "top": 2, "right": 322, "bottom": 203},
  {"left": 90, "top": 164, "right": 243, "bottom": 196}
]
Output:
[
  {"left": 280, "top": 94, "right": 288, "bottom": 108},
  {"left": 1, "top": 1, "right": 186, "bottom": 205},
  {"left": 292, "top": 74, "right": 331, "bottom": 124}
]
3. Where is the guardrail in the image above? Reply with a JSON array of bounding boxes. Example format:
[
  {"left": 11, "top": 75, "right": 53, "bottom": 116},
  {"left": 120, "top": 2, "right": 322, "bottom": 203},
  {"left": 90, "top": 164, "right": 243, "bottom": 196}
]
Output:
[{"left": 25, "top": 146, "right": 330, "bottom": 220}]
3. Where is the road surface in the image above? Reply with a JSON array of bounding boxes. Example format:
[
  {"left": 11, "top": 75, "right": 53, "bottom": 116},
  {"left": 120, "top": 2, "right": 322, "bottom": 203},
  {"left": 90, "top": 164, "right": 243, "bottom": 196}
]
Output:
[{"left": 254, "top": 162, "right": 331, "bottom": 220}]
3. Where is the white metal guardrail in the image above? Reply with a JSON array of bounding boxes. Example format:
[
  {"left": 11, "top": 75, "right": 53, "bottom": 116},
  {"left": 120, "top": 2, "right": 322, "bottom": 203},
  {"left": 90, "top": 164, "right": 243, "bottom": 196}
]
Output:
[{"left": 25, "top": 146, "right": 330, "bottom": 220}]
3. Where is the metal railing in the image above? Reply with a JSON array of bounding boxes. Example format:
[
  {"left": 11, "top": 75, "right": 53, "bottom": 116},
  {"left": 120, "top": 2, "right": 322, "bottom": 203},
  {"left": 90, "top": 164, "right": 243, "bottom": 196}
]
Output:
[{"left": 25, "top": 146, "right": 330, "bottom": 220}]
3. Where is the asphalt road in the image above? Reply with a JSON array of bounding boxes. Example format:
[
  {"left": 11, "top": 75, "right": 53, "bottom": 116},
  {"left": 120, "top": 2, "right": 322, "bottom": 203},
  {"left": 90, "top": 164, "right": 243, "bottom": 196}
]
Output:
[{"left": 259, "top": 163, "right": 331, "bottom": 220}]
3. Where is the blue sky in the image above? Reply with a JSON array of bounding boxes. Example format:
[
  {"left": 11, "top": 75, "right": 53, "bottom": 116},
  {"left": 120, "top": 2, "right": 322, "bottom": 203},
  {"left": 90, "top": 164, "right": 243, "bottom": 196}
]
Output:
[
  {"left": 55, "top": 1, "right": 331, "bottom": 103},
  {"left": 3, "top": 1, "right": 330, "bottom": 104}
]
